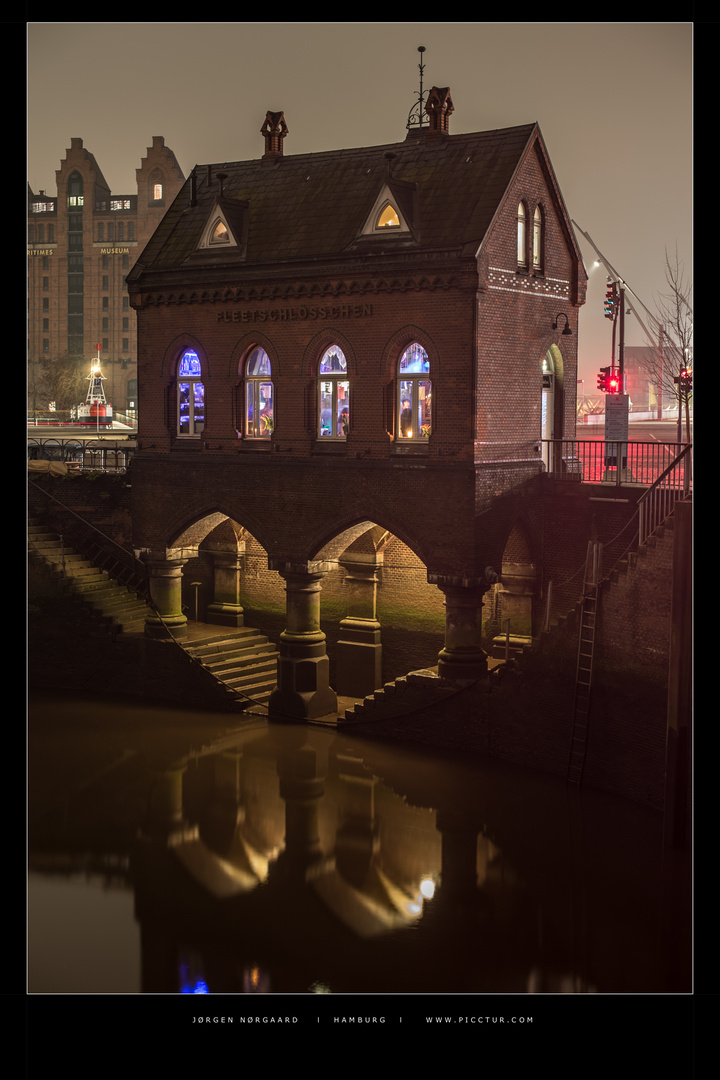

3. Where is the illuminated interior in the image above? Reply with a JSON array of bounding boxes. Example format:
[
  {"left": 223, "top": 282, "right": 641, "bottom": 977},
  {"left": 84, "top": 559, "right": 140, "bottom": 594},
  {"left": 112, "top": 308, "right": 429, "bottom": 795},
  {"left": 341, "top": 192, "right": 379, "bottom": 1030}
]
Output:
[
  {"left": 245, "top": 347, "right": 273, "bottom": 438},
  {"left": 178, "top": 349, "right": 205, "bottom": 436},
  {"left": 398, "top": 343, "right": 431, "bottom": 439},
  {"left": 318, "top": 346, "right": 349, "bottom": 438}
]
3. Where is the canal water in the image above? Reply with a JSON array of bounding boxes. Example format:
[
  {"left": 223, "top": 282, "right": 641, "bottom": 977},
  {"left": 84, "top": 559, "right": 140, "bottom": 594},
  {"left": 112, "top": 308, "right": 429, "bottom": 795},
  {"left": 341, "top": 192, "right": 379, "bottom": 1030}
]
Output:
[{"left": 28, "top": 691, "right": 691, "bottom": 1005}]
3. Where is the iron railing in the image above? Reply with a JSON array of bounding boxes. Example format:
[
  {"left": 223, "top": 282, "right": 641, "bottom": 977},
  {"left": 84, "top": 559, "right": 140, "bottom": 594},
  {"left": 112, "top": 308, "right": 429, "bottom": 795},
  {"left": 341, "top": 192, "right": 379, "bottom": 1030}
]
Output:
[
  {"left": 541, "top": 439, "right": 692, "bottom": 490},
  {"left": 637, "top": 445, "right": 693, "bottom": 546},
  {"left": 28, "top": 438, "right": 136, "bottom": 473}
]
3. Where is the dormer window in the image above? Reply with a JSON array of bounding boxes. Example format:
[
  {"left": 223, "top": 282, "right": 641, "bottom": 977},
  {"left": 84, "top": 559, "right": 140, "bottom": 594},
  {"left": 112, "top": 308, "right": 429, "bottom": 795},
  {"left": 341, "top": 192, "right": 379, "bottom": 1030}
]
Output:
[
  {"left": 196, "top": 204, "right": 242, "bottom": 252},
  {"left": 376, "top": 203, "right": 400, "bottom": 229},
  {"left": 361, "top": 184, "right": 412, "bottom": 238}
]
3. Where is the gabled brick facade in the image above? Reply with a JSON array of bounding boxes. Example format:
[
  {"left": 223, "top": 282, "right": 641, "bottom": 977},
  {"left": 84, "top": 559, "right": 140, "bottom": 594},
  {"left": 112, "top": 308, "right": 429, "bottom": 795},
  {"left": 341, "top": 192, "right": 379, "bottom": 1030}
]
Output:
[{"left": 127, "top": 92, "right": 587, "bottom": 717}]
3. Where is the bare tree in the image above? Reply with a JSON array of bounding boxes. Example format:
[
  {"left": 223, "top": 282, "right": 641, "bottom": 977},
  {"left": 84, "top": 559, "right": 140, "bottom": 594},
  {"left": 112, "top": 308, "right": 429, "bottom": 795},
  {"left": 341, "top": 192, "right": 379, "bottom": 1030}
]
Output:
[
  {"left": 630, "top": 248, "right": 693, "bottom": 442},
  {"left": 27, "top": 352, "right": 87, "bottom": 418}
]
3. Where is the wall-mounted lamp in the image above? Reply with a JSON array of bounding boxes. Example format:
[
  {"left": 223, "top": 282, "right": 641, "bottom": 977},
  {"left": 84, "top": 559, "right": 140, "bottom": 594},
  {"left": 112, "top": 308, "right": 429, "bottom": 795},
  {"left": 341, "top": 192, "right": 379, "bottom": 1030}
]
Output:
[{"left": 553, "top": 313, "right": 572, "bottom": 336}]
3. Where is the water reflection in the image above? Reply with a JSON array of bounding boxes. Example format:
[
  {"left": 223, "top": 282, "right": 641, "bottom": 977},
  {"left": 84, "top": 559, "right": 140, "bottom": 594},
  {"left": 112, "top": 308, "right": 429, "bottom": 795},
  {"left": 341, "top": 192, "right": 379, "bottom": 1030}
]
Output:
[{"left": 27, "top": 695, "right": 691, "bottom": 995}]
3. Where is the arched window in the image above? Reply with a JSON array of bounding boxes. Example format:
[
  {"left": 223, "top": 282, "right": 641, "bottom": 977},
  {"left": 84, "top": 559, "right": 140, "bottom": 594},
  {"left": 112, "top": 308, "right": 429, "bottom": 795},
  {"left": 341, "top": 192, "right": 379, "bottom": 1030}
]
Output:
[
  {"left": 318, "top": 346, "right": 349, "bottom": 439},
  {"left": 210, "top": 219, "right": 229, "bottom": 244},
  {"left": 517, "top": 202, "right": 527, "bottom": 267},
  {"left": 67, "top": 171, "right": 84, "bottom": 207},
  {"left": 533, "top": 205, "right": 544, "bottom": 270},
  {"left": 398, "top": 343, "right": 431, "bottom": 440},
  {"left": 177, "top": 350, "right": 205, "bottom": 436},
  {"left": 376, "top": 202, "right": 400, "bottom": 229},
  {"left": 245, "top": 347, "right": 274, "bottom": 438}
]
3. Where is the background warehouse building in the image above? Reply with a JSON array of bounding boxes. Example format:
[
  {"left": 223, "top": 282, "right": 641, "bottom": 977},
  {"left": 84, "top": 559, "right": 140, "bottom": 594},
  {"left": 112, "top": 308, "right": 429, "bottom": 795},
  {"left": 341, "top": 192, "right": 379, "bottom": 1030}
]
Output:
[{"left": 27, "top": 136, "right": 185, "bottom": 418}]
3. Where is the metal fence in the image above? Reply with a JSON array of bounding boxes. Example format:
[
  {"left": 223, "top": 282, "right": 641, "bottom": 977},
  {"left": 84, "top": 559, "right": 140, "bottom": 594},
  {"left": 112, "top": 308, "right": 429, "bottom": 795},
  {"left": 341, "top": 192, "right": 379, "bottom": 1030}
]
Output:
[
  {"left": 27, "top": 438, "right": 136, "bottom": 473},
  {"left": 542, "top": 439, "right": 692, "bottom": 490}
]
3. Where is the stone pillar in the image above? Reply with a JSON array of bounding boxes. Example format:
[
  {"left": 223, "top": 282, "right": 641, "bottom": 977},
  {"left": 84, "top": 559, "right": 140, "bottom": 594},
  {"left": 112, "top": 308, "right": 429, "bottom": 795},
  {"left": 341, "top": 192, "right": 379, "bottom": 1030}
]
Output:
[
  {"left": 336, "top": 552, "right": 383, "bottom": 698},
  {"left": 267, "top": 561, "right": 338, "bottom": 720},
  {"left": 429, "top": 575, "right": 488, "bottom": 682},
  {"left": 206, "top": 549, "right": 245, "bottom": 628},
  {"left": 140, "top": 549, "right": 193, "bottom": 639}
]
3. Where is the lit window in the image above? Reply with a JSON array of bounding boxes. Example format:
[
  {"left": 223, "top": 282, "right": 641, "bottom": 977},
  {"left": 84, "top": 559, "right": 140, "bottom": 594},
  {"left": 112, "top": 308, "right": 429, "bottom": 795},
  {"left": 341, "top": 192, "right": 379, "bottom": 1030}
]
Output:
[
  {"left": 517, "top": 202, "right": 527, "bottom": 266},
  {"left": 245, "top": 348, "right": 273, "bottom": 438},
  {"left": 397, "top": 343, "right": 431, "bottom": 440},
  {"left": 153, "top": 183, "right": 163, "bottom": 201},
  {"left": 533, "top": 205, "right": 544, "bottom": 270},
  {"left": 210, "top": 220, "right": 229, "bottom": 244},
  {"left": 177, "top": 349, "right": 205, "bottom": 436},
  {"left": 318, "top": 346, "right": 349, "bottom": 439},
  {"left": 376, "top": 203, "right": 400, "bottom": 229}
]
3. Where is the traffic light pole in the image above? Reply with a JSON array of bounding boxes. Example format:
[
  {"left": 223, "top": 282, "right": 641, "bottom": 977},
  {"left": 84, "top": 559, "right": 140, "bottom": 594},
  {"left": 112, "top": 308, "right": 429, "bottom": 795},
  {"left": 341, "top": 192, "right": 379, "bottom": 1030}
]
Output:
[{"left": 618, "top": 285, "right": 625, "bottom": 390}]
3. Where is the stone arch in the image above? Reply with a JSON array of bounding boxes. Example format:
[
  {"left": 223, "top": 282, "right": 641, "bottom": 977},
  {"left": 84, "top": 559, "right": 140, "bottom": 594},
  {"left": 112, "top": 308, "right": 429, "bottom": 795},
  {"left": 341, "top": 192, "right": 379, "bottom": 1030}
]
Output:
[
  {"left": 167, "top": 506, "right": 261, "bottom": 551},
  {"left": 310, "top": 510, "right": 431, "bottom": 568}
]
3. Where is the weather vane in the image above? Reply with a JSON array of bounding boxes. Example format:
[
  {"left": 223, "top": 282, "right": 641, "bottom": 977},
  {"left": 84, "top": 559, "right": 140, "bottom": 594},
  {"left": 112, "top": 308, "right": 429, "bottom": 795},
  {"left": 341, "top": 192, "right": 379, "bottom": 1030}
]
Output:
[{"left": 406, "top": 46, "right": 427, "bottom": 131}]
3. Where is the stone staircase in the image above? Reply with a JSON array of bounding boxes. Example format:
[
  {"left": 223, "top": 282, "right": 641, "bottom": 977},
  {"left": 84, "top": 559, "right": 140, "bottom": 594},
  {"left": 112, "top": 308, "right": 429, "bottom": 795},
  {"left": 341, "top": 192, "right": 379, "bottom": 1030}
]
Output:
[
  {"left": 340, "top": 668, "right": 466, "bottom": 724},
  {"left": 181, "top": 631, "right": 279, "bottom": 712},
  {"left": 28, "top": 517, "right": 153, "bottom": 637}
]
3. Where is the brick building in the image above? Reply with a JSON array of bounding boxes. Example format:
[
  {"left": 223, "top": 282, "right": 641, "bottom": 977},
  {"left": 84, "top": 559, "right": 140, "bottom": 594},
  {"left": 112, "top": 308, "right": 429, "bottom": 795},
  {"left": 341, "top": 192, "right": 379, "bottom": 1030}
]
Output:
[
  {"left": 127, "top": 90, "right": 587, "bottom": 718},
  {"left": 27, "top": 136, "right": 185, "bottom": 417}
]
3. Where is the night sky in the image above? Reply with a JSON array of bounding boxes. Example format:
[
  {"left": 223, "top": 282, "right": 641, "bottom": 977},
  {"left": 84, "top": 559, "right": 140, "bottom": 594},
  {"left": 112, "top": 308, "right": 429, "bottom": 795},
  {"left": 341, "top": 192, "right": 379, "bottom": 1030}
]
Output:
[{"left": 27, "top": 22, "right": 692, "bottom": 385}]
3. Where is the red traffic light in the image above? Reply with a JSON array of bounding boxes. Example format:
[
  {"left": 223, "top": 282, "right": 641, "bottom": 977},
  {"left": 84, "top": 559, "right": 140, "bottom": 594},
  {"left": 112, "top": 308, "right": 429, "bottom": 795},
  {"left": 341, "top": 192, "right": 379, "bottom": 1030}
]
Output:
[{"left": 597, "top": 366, "right": 621, "bottom": 394}]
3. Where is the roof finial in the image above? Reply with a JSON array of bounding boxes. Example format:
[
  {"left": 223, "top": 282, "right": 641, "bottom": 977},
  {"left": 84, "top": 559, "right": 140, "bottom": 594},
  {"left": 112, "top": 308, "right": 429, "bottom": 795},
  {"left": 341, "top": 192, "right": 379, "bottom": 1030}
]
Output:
[{"left": 406, "top": 46, "right": 427, "bottom": 132}]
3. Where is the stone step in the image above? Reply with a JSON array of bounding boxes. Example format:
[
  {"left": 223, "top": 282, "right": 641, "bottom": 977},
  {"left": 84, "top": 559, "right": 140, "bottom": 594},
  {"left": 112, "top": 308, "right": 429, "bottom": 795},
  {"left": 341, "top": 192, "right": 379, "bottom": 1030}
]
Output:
[
  {"left": 209, "top": 652, "right": 280, "bottom": 678},
  {"left": 225, "top": 676, "right": 277, "bottom": 700},
  {"left": 202, "top": 643, "right": 277, "bottom": 673},
  {"left": 185, "top": 630, "right": 271, "bottom": 657},
  {"left": 341, "top": 669, "right": 456, "bottom": 722}
]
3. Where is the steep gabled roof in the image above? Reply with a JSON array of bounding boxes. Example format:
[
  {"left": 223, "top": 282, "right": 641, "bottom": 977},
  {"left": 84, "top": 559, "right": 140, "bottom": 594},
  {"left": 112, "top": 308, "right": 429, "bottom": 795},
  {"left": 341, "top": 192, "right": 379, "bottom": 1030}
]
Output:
[{"left": 129, "top": 123, "right": 541, "bottom": 282}]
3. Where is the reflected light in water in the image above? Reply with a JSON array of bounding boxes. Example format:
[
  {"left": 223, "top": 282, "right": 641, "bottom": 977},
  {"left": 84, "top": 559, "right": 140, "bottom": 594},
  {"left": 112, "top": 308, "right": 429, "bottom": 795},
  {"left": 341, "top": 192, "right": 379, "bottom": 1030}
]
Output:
[{"left": 420, "top": 878, "right": 436, "bottom": 900}]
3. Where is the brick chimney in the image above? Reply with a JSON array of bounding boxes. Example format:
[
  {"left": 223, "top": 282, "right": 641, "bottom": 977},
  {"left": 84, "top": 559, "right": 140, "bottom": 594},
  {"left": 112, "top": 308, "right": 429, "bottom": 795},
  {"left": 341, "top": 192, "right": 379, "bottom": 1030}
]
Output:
[
  {"left": 425, "top": 87, "right": 454, "bottom": 136},
  {"left": 261, "top": 111, "right": 288, "bottom": 160}
]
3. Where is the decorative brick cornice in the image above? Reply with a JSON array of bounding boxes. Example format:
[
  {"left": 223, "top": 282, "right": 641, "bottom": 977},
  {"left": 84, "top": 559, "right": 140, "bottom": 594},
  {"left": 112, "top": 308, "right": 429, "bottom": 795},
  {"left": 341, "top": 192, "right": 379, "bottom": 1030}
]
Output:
[{"left": 137, "top": 272, "right": 464, "bottom": 307}]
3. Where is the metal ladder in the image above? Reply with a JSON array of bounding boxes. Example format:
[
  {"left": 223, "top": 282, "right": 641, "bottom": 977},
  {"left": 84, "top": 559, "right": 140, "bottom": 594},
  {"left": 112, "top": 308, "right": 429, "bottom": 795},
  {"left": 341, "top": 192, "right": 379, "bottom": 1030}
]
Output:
[{"left": 567, "top": 542, "right": 602, "bottom": 786}]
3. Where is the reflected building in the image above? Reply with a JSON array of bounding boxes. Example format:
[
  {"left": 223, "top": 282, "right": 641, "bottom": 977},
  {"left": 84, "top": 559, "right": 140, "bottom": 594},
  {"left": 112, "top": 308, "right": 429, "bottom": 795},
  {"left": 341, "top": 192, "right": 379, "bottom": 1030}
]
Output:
[{"left": 127, "top": 722, "right": 684, "bottom": 995}]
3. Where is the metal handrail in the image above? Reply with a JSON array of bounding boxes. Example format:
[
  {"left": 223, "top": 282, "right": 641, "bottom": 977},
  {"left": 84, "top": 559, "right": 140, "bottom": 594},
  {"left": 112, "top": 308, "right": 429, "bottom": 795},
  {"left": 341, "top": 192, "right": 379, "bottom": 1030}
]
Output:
[
  {"left": 637, "top": 444, "right": 693, "bottom": 546},
  {"left": 28, "top": 478, "right": 149, "bottom": 603},
  {"left": 28, "top": 478, "right": 282, "bottom": 715}
]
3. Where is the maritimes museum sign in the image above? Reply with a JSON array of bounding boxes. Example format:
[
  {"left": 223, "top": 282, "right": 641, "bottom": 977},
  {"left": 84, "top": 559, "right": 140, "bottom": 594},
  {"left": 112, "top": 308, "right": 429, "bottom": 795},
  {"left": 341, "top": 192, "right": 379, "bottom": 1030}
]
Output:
[{"left": 217, "top": 304, "right": 374, "bottom": 324}]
